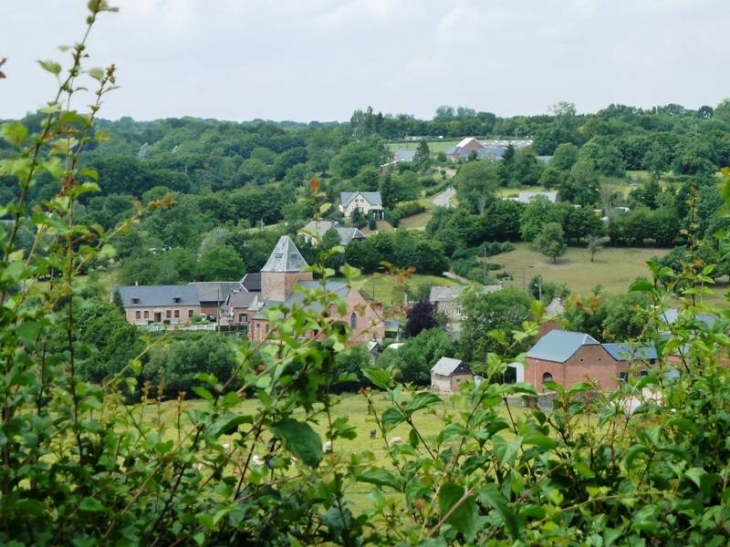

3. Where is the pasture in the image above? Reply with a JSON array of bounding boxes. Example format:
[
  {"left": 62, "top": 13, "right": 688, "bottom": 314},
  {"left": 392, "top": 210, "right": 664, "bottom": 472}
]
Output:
[
  {"left": 354, "top": 273, "right": 459, "bottom": 308},
  {"left": 488, "top": 243, "right": 670, "bottom": 296}
]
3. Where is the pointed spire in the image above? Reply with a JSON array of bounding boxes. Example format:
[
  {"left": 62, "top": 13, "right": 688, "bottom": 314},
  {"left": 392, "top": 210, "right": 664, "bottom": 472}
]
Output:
[{"left": 261, "top": 236, "right": 308, "bottom": 273}]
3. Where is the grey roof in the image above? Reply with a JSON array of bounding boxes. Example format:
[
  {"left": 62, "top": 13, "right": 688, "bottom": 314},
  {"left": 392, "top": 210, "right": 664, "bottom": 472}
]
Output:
[
  {"left": 189, "top": 281, "right": 242, "bottom": 303},
  {"left": 340, "top": 191, "right": 383, "bottom": 207},
  {"left": 431, "top": 357, "right": 465, "bottom": 375},
  {"left": 240, "top": 272, "right": 261, "bottom": 292},
  {"left": 394, "top": 150, "right": 416, "bottom": 162},
  {"left": 253, "top": 280, "right": 350, "bottom": 319},
  {"left": 526, "top": 330, "right": 600, "bottom": 363},
  {"left": 117, "top": 285, "right": 200, "bottom": 307},
  {"left": 660, "top": 308, "right": 718, "bottom": 328},
  {"left": 261, "top": 236, "right": 308, "bottom": 273},
  {"left": 227, "top": 290, "right": 258, "bottom": 309},
  {"left": 430, "top": 286, "right": 464, "bottom": 303},
  {"left": 602, "top": 343, "right": 658, "bottom": 362},
  {"left": 429, "top": 284, "right": 502, "bottom": 303},
  {"left": 299, "top": 221, "right": 366, "bottom": 246},
  {"left": 514, "top": 191, "right": 558, "bottom": 204},
  {"left": 545, "top": 297, "right": 565, "bottom": 316}
]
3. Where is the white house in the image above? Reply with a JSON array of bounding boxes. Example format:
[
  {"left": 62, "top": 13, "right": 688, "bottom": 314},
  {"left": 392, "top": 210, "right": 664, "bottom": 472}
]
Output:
[
  {"left": 431, "top": 357, "right": 473, "bottom": 393},
  {"left": 339, "top": 192, "right": 384, "bottom": 219}
]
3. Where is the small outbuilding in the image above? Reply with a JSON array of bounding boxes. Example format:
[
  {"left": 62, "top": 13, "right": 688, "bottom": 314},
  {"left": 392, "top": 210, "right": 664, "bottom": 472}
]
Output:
[{"left": 431, "top": 357, "right": 473, "bottom": 393}]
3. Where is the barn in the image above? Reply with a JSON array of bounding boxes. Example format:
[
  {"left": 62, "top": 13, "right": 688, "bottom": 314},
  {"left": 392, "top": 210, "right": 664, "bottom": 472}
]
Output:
[{"left": 431, "top": 357, "right": 473, "bottom": 393}]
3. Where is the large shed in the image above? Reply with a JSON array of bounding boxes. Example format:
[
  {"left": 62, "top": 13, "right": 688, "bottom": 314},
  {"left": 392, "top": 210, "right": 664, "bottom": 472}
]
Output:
[{"left": 431, "top": 357, "right": 473, "bottom": 393}]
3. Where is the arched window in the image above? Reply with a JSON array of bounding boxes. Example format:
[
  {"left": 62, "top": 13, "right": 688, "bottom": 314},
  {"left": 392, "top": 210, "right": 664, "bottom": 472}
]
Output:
[
  {"left": 542, "top": 372, "right": 553, "bottom": 384},
  {"left": 350, "top": 312, "right": 358, "bottom": 329}
]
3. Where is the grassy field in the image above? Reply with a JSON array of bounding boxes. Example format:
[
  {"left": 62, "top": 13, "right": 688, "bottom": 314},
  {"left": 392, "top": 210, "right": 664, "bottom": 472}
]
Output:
[{"left": 488, "top": 243, "right": 670, "bottom": 296}]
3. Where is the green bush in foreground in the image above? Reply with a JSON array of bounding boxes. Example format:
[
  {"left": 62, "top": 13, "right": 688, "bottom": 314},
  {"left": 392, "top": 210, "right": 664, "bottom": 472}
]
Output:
[{"left": 3, "top": 4, "right": 730, "bottom": 545}]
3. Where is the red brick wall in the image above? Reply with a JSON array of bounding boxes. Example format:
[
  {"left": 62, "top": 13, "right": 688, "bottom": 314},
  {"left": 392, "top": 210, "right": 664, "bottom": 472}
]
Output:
[
  {"left": 526, "top": 345, "right": 625, "bottom": 392},
  {"left": 261, "top": 271, "right": 313, "bottom": 301}
]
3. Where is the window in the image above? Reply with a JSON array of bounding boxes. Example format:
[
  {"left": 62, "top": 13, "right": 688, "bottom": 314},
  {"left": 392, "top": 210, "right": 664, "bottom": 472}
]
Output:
[
  {"left": 239, "top": 313, "right": 248, "bottom": 323},
  {"left": 166, "top": 310, "right": 171, "bottom": 319},
  {"left": 542, "top": 372, "right": 553, "bottom": 383},
  {"left": 132, "top": 298, "right": 140, "bottom": 304},
  {"left": 265, "top": 324, "right": 270, "bottom": 334},
  {"left": 173, "top": 297, "right": 181, "bottom": 304},
  {"left": 174, "top": 310, "right": 180, "bottom": 318},
  {"left": 350, "top": 312, "right": 358, "bottom": 329},
  {"left": 143, "top": 310, "right": 149, "bottom": 319},
  {"left": 188, "top": 310, "right": 194, "bottom": 318},
  {"left": 135, "top": 311, "right": 141, "bottom": 319}
]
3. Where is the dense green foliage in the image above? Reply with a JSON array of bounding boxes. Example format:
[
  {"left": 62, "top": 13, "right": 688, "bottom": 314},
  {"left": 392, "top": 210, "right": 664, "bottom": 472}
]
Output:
[{"left": 4, "top": 6, "right": 730, "bottom": 546}]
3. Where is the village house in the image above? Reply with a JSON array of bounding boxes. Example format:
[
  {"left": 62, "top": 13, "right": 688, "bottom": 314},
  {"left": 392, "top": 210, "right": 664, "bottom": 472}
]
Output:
[
  {"left": 248, "top": 235, "right": 385, "bottom": 345},
  {"left": 339, "top": 191, "right": 384, "bottom": 219},
  {"left": 117, "top": 285, "right": 202, "bottom": 326},
  {"left": 525, "top": 329, "right": 658, "bottom": 392},
  {"left": 298, "top": 220, "right": 366, "bottom": 246},
  {"left": 430, "top": 357, "right": 474, "bottom": 393}
]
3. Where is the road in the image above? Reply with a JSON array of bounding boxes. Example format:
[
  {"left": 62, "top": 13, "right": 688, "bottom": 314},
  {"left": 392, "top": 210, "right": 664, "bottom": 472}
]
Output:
[{"left": 432, "top": 186, "right": 455, "bottom": 208}]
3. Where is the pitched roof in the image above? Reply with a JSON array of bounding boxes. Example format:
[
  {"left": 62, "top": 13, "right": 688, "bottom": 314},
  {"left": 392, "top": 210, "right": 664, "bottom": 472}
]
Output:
[
  {"left": 394, "top": 150, "right": 416, "bottom": 162},
  {"left": 117, "top": 285, "right": 200, "bottom": 308},
  {"left": 431, "top": 357, "right": 467, "bottom": 375},
  {"left": 526, "top": 330, "right": 600, "bottom": 363},
  {"left": 261, "top": 236, "right": 308, "bottom": 273},
  {"left": 240, "top": 272, "right": 261, "bottom": 292},
  {"left": 455, "top": 137, "right": 484, "bottom": 149},
  {"left": 340, "top": 191, "right": 383, "bottom": 207},
  {"left": 429, "top": 284, "right": 502, "bottom": 303},
  {"left": 189, "top": 281, "right": 242, "bottom": 302},
  {"left": 299, "top": 221, "right": 365, "bottom": 246},
  {"left": 227, "top": 290, "right": 258, "bottom": 309},
  {"left": 602, "top": 343, "right": 658, "bottom": 362},
  {"left": 253, "top": 280, "right": 350, "bottom": 318}
]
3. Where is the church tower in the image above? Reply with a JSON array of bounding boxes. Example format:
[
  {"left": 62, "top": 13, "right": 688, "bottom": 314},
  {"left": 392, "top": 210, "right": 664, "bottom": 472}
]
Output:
[{"left": 260, "top": 236, "right": 313, "bottom": 302}]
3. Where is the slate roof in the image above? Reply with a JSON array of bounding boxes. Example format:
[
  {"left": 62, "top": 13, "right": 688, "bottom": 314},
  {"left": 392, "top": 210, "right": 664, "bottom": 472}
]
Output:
[
  {"left": 189, "top": 281, "right": 242, "bottom": 303},
  {"left": 429, "top": 284, "right": 502, "bottom": 303},
  {"left": 602, "top": 343, "right": 658, "bottom": 362},
  {"left": 394, "top": 150, "right": 416, "bottom": 162},
  {"left": 227, "top": 290, "right": 258, "bottom": 309},
  {"left": 253, "top": 281, "right": 350, "bottom": 318},
  {"left": 261, "top": 236, "right": 308, "bottom": 273},
  {"left": 526, "top": 330, "right": 601, "bottom": 363},
  {"left": 431, "top": 357, "right": 467, "bottom": 376},
  {"left": 241, "top": 272, "right": 261, "bottom": 292},
  {"left": 117, "top": 285, "right": 199, "bottom": 308},
  {"left": 340, "top": 191, "right": 383, "bottom": 207},
  {"left": 514, "top": 191, "right": 558, "bottom": 204},
  {"left": 299, "top": 220, "right": 365, "bottom": 246}
]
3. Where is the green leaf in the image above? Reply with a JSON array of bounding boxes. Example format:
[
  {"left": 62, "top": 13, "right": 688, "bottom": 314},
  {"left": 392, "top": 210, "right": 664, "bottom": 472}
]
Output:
[
  {"left": 406, "top": 391, "right": 442, "bottom": 415},
  {"left": 0, "top": 121, "right": 28, "bottom": 147},
  {"left": 356, "top": 469, "right": 401, "bottom": 490},
  {"left": 624, "top": 444, "right": 651, "bottom": 470},
  {"left": 362, "top": 367, "right": 393, "bottom": 390},
  {"left": 37, "top": 59, "right": 62, "bottom": 76},
  {"left": 521, "top": 430, "right": 557, "bottom": 449},
  {"left": 191, "top": 386, "right": 213, "bottom": 401},
  {"left": 271, "top": 418, "right": 323, "bottom": 468},
  {"left": 381, "top": 407, "right": 405, "bottom": 432},
  {"left": 79, "top": 497, "right": 106, "bottom": 513},
  {"left": 438, "top": 482, "right": 477, "bottom": 538},
  {"left": 629, "top": 278, "right": 655, "bottom": 293},
  {"left": 479, "top": 483, "right": 520, "bottom": 539}
]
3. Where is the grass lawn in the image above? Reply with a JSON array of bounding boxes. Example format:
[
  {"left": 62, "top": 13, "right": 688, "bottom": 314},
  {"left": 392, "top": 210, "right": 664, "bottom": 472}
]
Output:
[
  {"left": 399, "top": 211, "right": 432, "bottom": 230},
  {"left": 488, "top": 243, "right": 670, "bottom": 296}
]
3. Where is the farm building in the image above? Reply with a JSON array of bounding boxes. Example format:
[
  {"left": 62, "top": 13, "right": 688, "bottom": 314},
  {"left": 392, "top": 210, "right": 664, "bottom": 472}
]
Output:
[{"left": 431, "top": 357, "right": 473, "bottom": 393}]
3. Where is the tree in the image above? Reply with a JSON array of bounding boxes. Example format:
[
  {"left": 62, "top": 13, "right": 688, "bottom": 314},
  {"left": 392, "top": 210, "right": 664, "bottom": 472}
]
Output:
[
  {"left": 520, "top": 195, "right": 564, "bottom": 242},
  {"left": 197, "top": 245, "right": 245, "bottom": 281},
  {"left": 453, "top": 160, "right": 500, "bottom": 214},
  {"left": 376, "top": 328, "right": 455, "bottom": 385},
  {"left": 459, "top": 287, "right": 534, "bottom": 364},
  {"left": 535, "top": 222, "right": 566, "bottom": 263},
  {"left": 586, "top": 235, "right": 603, "bottom": 262},
  {"left": 413, "top": 140, "right": 431, "bottom": 172},
  {"left": 405, "top": 300, "right": 441, "bottom": 338}
]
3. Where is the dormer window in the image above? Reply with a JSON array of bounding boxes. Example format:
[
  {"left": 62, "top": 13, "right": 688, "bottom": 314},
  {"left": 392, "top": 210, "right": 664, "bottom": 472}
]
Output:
[
  {"left": 132, "top": 298, "right": 140, "bottom": 304},
  {"left": 173, "top": 297, "right": 181, "bottom": 304}
]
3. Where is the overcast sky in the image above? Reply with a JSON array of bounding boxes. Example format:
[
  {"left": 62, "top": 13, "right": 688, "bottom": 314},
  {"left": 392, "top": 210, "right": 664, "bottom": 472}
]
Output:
[{"left": 1, "top": 0, "right": 729, "bottom": 123}]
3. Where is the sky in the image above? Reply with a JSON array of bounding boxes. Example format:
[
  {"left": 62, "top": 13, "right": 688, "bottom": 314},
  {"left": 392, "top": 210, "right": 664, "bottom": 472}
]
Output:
[{"left": 1, "top": 0, "right": 729, "bottom": 123}]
